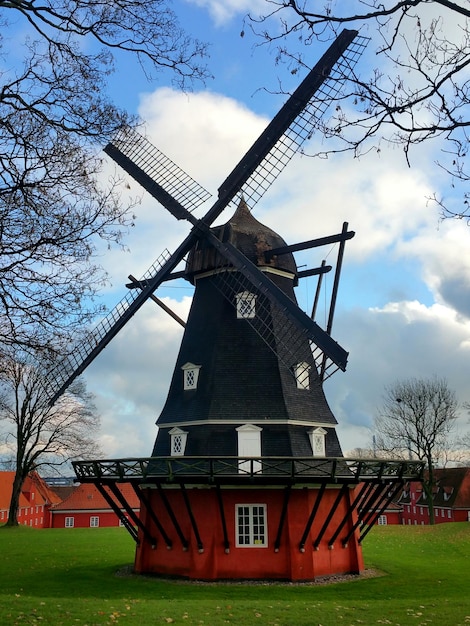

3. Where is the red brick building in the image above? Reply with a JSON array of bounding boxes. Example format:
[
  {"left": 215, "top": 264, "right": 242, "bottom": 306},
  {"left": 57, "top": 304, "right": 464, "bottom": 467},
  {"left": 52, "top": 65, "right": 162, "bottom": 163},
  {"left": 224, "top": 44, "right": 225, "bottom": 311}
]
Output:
[
  {"left": 399, "top": 468, "right": 470, "bottom": 525},
  {"left": 0, "top": 471, "right": 62, "bottom": 527},
  {"left": 50, "top": 482, "right": 140, "bottom": 529}
]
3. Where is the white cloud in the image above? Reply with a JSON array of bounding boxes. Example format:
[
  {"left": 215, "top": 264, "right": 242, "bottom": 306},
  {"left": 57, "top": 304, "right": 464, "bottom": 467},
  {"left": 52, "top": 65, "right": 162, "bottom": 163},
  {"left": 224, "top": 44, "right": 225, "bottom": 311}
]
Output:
[
  {"left": 184, "top": 0, "right": 267, "bottom": 27},
  {"left": 327, "top": 299, "right": 470, "bottom": 450}
]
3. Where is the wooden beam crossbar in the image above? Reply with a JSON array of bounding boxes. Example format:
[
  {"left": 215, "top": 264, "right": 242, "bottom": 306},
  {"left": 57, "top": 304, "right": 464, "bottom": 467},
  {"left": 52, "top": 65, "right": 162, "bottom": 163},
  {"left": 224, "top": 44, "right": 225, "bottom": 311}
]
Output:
[
  {"left": 265, "top": 228, "right": 355, "bottom": 260},
  {"left": 133, "top": 484, "right": 173, "bottom": 549}
]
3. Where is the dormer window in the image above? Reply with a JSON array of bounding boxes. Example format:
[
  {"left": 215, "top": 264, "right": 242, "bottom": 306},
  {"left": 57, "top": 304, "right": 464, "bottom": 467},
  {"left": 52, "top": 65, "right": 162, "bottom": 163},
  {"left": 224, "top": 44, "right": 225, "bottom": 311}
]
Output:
[
  {"left": 236, "top": 291, "right": 257, "bottom": 319},
  {"left": 181, "top": 362, "right": 201, "bottom": 390},
  {"left": 309, "top": 427, "right": 327, "bottom": 457},
  {"left": 169, "top": 427, "right": 188, "bottom": 456},
  {"left": 295, "top": 362, "right": 311, "bottom": 390}
]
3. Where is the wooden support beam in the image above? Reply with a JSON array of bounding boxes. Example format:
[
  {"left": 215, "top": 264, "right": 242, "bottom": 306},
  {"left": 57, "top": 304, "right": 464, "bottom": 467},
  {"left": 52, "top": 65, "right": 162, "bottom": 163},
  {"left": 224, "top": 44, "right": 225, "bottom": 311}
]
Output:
[
  {"left": 342, "top": 481, "right": 386, "bottom": 547},
  {"left": 274, "top": 486, "right": 291, "bottom": 553},
  {"left": 313, "top": 484, "right": 349, "bottom": 550},
  {"left": 133, "top": 483, "right": 173, "bottom": 549},
  {"left": 128, "top": 274, "right": 186, "bottom": 328},
  {"left": 215, "top": 486, "right": 230, "bottom": 553},
  {"left": 94, "top": 482, "right": 139, "bottom": 543},
  {"left": 106, "top": 482, "right": 156, "bottom": 547},
  {"left": 157, "top": 484, "right": 189, "bottom": 550},
  {"left": 359, "top": 481, "right": 404, "bottom": 544},
  {"left": 180, "top": 484, "right": 204, "bottom": 553},
  {"left": 328, "top": 481, "right": 370, "bottom": 548},
  {"left": 298, "top": 483, "right": 326, "bottom": 552}
]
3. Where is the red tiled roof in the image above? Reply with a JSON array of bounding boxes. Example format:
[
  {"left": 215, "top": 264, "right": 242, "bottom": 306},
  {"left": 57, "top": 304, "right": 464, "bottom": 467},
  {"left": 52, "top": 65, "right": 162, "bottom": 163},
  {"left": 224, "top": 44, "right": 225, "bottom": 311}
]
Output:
[
  {"left": 437, "top": 468, "right": 470, "bottom": 508},
  {"left": 0, "top": 471, "right": 61, "bottom": 510},
  {"left": 51, "top": 482, "right": 139, "bottom": 511},
  {"left": 26, "top": 472, "right": 63, "bottom": 506}
]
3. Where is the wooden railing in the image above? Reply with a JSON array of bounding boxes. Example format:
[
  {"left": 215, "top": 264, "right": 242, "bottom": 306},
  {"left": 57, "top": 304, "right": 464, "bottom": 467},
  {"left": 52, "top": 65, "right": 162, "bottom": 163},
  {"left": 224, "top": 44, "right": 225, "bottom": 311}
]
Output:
[{"left": 73, "top": 456, "right": 425, "bottom": 485}]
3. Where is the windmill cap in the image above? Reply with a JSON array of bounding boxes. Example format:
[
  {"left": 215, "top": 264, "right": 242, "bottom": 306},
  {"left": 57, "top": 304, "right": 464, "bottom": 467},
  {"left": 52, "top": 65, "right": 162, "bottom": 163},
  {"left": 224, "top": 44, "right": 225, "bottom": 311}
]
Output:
[{"left": 185, "top": 199, "right": 298, "bottom": 281}]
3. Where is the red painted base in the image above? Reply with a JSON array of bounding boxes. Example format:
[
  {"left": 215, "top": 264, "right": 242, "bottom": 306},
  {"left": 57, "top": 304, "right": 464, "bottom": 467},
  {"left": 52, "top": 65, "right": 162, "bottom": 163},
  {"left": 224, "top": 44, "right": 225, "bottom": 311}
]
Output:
[{"left": 134, "top": 485, "right": 364, "bottom": 581}]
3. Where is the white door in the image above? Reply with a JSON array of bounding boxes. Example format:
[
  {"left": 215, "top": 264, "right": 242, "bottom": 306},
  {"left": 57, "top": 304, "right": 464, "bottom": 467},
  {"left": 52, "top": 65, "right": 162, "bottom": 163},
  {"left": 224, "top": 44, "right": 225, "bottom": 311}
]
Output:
[{"left": 237, "top": 425, "right": 262, "bottom": 474}]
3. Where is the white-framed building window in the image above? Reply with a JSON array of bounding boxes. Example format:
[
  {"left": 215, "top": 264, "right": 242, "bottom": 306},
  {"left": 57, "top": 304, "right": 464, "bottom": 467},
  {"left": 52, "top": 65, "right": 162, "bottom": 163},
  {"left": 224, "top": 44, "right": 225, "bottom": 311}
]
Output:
[
  {"left": 170, "top": 427, "right": 188, "bottom": 456},
  {"left": 236, "top": 291, "right": 257, "bottom": 319},
  {"left": 377, "top": 515, "right": 388, "bottom": 525},
  {"left": 90, "top": 516, "right": 99, "bottom": 528},
  {"left": 65, "top": 516, "right": 74, "bottom": 528},
  {"left": 236, "top": 424, "right": 262, "bottom": 473},
  {"left": 236, "top": 504, "right": 267, "bottom": 547},
  {"left": 181, "top": 362, "right": 201, "bottom": 391},
  {"left": 295, "top": 362, "right": 311, "bottom": 390},
  {"left": 309, "top": 427, "right": 327, "bottom": 457}
]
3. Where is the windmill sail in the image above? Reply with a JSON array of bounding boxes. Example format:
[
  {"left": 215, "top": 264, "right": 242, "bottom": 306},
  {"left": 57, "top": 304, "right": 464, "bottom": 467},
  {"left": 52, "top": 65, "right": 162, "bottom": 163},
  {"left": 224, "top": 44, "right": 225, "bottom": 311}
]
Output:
[
  {"left": 104, "top": 127, "right": 212, "bottom": 220},
  {"left": 220, "top": 31, "right": 368, "bottom": 210},
  {"left": 45, "top": 29, "right": 368, "bottom": 404}
]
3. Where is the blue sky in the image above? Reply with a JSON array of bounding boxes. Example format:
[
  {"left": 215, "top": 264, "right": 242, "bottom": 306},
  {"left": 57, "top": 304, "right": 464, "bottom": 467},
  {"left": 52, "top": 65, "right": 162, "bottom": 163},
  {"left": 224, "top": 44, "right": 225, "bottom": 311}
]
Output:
[{"left": 11, "top": 1, "right": 470, "bottom": 457}]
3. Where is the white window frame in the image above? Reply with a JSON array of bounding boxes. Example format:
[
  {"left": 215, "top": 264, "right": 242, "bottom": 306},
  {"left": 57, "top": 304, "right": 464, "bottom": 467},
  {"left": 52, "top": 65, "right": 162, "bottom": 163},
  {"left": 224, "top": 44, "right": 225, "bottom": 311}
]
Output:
[
  {"left": 90, "top": 516, "right": 99, "bottom": 528},
  {"left": 65, "top": 516, "right": 74, "bottom": 528},
  {"left": 295, "top": 362, "right": 311, "bottom": 390},
  {"left": 169, "top": 427, "right": 188, "bottom": 457},
  {"left": 181, "top": 362, "right": 201, "bottom": 391},
  {"left": 377, "top": 515, "right": 388, "bottom": 525},
  {"left": 236, "top": 424, "right": 262, "bottom": 474},
  {"left": 235, "top": 504, "right": 267, "bottom": 547},
  {"left": 236, "top": 291, "right": 257, "bottom": 319},
  {"left": 309, "top": 427, "right": 327, "bottom": 457}
]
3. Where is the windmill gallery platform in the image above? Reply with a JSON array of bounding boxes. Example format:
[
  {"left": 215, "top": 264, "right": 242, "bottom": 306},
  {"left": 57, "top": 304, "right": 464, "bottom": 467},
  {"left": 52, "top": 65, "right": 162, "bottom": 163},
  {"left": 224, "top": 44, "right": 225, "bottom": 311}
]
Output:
[{"left": 47, "top": 30, "right": 423, "bottom": 580}]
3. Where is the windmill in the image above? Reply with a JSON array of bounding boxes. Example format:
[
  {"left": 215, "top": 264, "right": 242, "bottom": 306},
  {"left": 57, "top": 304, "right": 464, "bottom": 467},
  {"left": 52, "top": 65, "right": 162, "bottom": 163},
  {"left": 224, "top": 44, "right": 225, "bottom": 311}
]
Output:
[{"left": 53, "top": 30, "right": 424, "bottom": 581}]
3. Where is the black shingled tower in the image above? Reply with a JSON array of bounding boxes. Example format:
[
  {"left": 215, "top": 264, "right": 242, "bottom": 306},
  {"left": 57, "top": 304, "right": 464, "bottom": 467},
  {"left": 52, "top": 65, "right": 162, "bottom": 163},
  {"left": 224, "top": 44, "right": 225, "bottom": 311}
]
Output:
[{"left": 152, "top": 199, "right": 343, "bottom": 459}]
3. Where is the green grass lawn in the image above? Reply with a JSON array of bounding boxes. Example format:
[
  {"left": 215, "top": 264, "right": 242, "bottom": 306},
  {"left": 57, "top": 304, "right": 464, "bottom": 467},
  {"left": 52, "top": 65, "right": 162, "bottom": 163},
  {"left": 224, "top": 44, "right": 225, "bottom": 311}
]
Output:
[{"left": 0, "top": 523, "right": 469, "bottom": 625}]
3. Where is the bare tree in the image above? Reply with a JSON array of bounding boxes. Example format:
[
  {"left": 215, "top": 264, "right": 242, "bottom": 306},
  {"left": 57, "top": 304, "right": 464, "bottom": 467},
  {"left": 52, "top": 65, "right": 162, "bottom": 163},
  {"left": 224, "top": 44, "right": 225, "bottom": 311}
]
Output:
[
  {"left": 0, "top": 347, "right": 101, "bottom": 526},
  {"left": 374, "top": 376, "right": 459, "bottom": 524},
  {"left": 0, "top": 1, "right": 209, "bottom": 351},
  {"left": 251, "top": 1, "right": 470, "bottom": 219}
]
